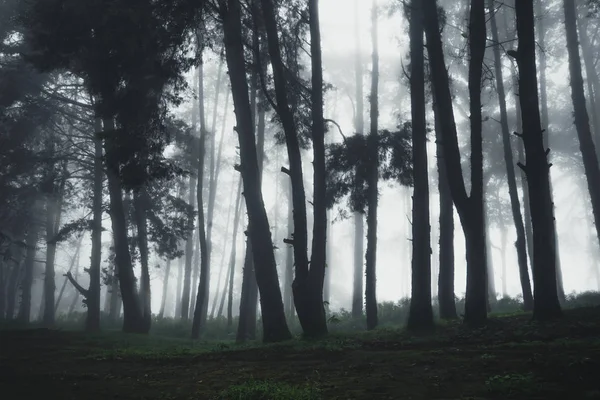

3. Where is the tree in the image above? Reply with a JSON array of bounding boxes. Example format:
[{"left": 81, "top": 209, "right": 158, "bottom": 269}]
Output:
[
  {"left": 489, "top": 0, "right": 533, "bottom": 311},
  {"left": 219, "top": 0, "right": 291, "bottom": 343},
  {"left": 352, "top": 0, "right": 366, "bottom": 319},
  {"left": 562, "top": 0, "right": 600, "bottom": 261},
  {"left": 407, "top": 0, "right": 434, "bottom": 331},
  {"left": 423, "top": 0, "right": 488, "bottom": 325},
  {"left": 512, "top": 0, "right": 562, "bottom": 320},
  {"left": 364, "top": 0, "right": 380, "bottom": 331},
  {"left": 259, "top": 0, "right": 328, "bottom": 337}
]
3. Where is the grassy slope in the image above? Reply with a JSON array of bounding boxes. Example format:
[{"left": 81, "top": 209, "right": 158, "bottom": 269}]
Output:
[{"left": 1, "top": 307, "right": 600, "bottom": 399}]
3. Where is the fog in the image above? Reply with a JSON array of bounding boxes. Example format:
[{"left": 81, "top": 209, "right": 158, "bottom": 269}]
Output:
[{"left": 2, "top": 0, "right": 600, "bottom": 329}]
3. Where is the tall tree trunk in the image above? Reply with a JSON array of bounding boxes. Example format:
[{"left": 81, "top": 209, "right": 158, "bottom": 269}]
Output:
[
  {"left": 261, "top": 0, "right": 310, "bottom": 327},
  {"left": 133, "top": 190, "right": 152, "bottom": 332},
  {"left": 224, "top": 179, "right": 243, "bottom": 325},
  {"left": 563, "top": 0, "right": 600, "bottom": 263},
  {"left": 210, "top": 178, "right": 236, "bottom": 319},
  {"left": 536, "top": 0, "right": 566, "bottom": 304},
  {"left": 500, "top": 226, "right": 507, "bottom": 297},
  {"left": 181, "top": 175, "right": 197, "bottom": 320},
  {"left": 299, "top": 0, "right": 328, "bottom": 337},
  {"left": 284, "top": 180, "right": 294, "bottom": 317},
  {"left": 489, "top": 0, "right": 533, "bottom": 310},
  {"left": 222, "top": 0, "right": 291, "bottom": 343},
  {"left": 54, "top": 234, "right": 84, "bottom": 314},
  {"left": 217, "top": 179, "right": 242, "bottom": 318},
  {"left": 5, "top": 236, "right": 25, "bottom": 320},
  {"left": 365, "top": 0, "right": 380, "bottom": 331},
  {"left": 513, "top": 0, "right": 562, "bottom": 320},
  {"left": 108, "top": 258, "right": 121, "bottom": 322},
  {"left": 103, "top": 117, "right": 144, "bottom": 332},
  {"left": 407, "top": 0, "right": 434, "bottom": 331},
  {"left": 18, "top": 214, "right": 39, "bottom": 323},
  {"left": 578, "top": 15, "right": 600, "bottom": 148},
  {"left": 67, "top": 250, "right": 82, "bottom": 316},
  {"left": 158, "top": 259, "right": 171, "bottom": 318},
  {"left": 175, "top": 255, "right": 184, "bottom": 317},
  {"left": 433, "top": 83, "right": 457, "bottom": 320},
  {"left": 423, "top": 0, "right": 487, "bottom": 325},
  {"left": 43, "top": 161, "right": 66, "bottom": 327},
  {"left": 324, "top": 209, "right": 332, "bottom": 306},
  {"left": 86, "top": 129, "right": 103, "bottom": 331},
  {"left": 205, "top": 55, "right": 226, "bottom": 310},
  {"left": 192, "top": 50, "right": 211, "bottom": 338},
  {"left": 236, "top": 26, "right": 263, "bottom": 342},
  {"left": 352, "top": 0, "right": 365, "bottom": 319}
]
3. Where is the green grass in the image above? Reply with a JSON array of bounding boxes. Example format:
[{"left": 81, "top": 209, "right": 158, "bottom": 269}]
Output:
[{"left": 2, "top": 306, "right": 600, "bottom": 399}]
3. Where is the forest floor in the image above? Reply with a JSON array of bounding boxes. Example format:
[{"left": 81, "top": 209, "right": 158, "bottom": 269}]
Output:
[{"left": 2, "top": 307, "right": 600, "bottom": 400}]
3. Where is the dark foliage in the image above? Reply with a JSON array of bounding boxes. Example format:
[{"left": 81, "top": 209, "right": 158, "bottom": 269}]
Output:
[{"left": 326, "top": 122, "right": 413, "bottom": 213}]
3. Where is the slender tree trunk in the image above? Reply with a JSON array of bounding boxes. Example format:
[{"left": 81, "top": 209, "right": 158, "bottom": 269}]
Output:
[
  {"left": 224, "top": 179, "right": 243, "bottom": 324},
  {"left": 489, "top": 0, "right": 533, "bottom": 310},
  {"left": 222, "top": 0, "right": 291, "bottom": 342},
  {"left": 174, "top": 256, "right": 184, "bottom": 317},
  {"left": 103, "top": 117, "right": 144, "bottom": 332},
  {"left": 83, "top": 120, "right": 103, "bottom": 331},
  {"left": 192, "top": 50, "right": 211, "bottom": 338},
  {"left": 181, "top": 175, "right": 197, "bottom": 320},
  {"left": 158, "top": 259, "right": 171, "bottom": 318},
  {"left": 513, "top": 0, "right": 562, "bottom": 320},
  {"left": 284, "top": 179, "right": 294, "bottom": 317},
  {"left": 352, "top": 0, "right": 365, "bottom": 319},
  {"left": 563, "top": 0, "right": 600, "bottom": 262},
  {"left": 133, "top": 190, "right": 152, "bottom": 332},
  {"left": 5, "top": 238, "right": 24, "bottom": 320},
  {"left": 298, "top": 0, "right": 328, "bottom": 337},
  {"left": 500, "top": 226, "right": 507, "bottom": 297},
  {"left": 43, "top": 162, "right": 66, "bottom": 327},
  {"left": 407, "top": 0, "right": 434, "bottom": 331},
  {"left": 578, "top": 15, "right": 600, "bottom": 148},
  {"left": 67, "top": 249, "right": 82, "bottom": 316},
  {"left": 54, "top": 234, "right": 84, "bottom": 313},
  {"left": 424, "top": 0, "right": 487, "bottom": 325},
  {"left": 18, "top": 215, "right": 39, "bottom": 323},
  {"left": 433, "top": 85, "right": 457, "bottom": 320},
  {"left": 108, "top": 258, "right": 120, "bottom": 322},
  {"left": 536, "top": 0, "right": 566, "bottom": 304},
  {"left": 205, "top": 55, "right": 226, "bottom": 309},
  {"left": 210, "top": 179, "right": 236, "bottom": 319}
]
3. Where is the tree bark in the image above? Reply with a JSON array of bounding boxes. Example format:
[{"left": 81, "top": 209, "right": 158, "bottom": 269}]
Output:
[
  {"left": 433, "top": 81, "right": 457, "bottom": 320},
  {"left": 224, "top": 179, "right": 242, "bottom": 325},
  {"left": 103, "top": 117, "right": 144, "bottom": 333},
  {"left": 563, "top": 0, "right": 600, "bottom": 264},
  {"left": 43, "top": 160, "right": 67, "bottom": 327},
  {"left": 424, "top": 0, "right": 488, "bottom": 325},
  {"left": 133, "top": 190, "right": 152, "bottom": 332},
  {"left": 181, "top": 173, "right": 197, "bottom": 320},
  {"left": 352, "top": 0, "right": 365, "bottom": 319},
  {"left": 86, "top": 127, "right": 103, "bottom": 331},
  {"left": 210, "top": 178, "right": 236, "bottom": 319},
  {"left": 578, "top": 15, "right": 600, "bottom": 148},
  {"left": 192, "top": 54, "right": 211, "bottom": 338},
  {"left": 513, "top": 0, "right": 562, "bottom": 320},
  {"left": 407, "top": 0, "right": 434, "bottom": 331},
  {"left": 158, "top": 259, "right": 171, "bottom": 318},
  {"left": 18, "top": 211, "right": 40, "bottom": 323},
  {"left": 489, "top": 0, "right": 533, "bottom": 310},
  {"left": 221, "top": 0, "right": 291, "bottom": 342},
  {"left": 536, "top": 0, "right": 566, "bottom": 304},
  {"left": 54, "top": 234, "right": 84, "bottom": 314}
]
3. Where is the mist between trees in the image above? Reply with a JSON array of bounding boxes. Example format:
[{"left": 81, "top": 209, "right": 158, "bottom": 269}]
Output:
[{"left": 2, "top": 0, "right": 600, "bottom": 343}]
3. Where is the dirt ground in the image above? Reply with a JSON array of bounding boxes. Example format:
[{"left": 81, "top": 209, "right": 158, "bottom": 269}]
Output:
[{"left": 2, "top": 308, "right": 600, "bottom": 399}]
